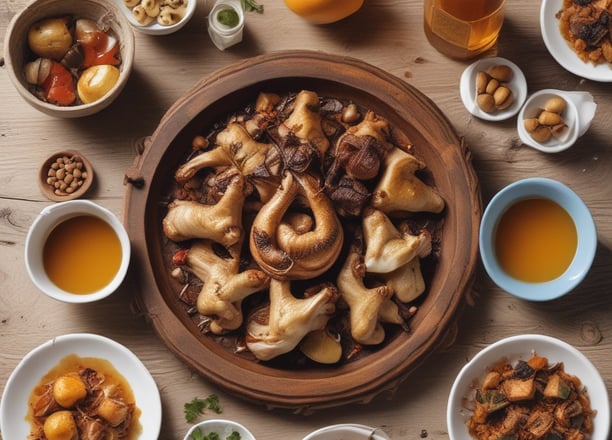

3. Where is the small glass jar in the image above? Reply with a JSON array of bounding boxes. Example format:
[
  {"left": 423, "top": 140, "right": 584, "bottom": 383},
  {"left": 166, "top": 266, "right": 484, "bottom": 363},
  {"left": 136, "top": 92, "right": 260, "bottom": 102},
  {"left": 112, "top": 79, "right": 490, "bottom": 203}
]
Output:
[{"left": 208, "top": 0, "right": 245, "bottom": 50}]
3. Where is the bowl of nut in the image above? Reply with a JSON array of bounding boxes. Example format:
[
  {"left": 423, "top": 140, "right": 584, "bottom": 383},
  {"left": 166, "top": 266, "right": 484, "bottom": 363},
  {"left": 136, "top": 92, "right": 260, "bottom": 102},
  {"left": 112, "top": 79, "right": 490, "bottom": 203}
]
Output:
[
  {"left": 459, "top": 57, "right": 527, "bottom": 122},
  {"left": 38, "top": 150, "right": 94, "bottom": 201},
  {"left": 517, "top": 89, "right": 596, "bottom": 153},
  {"left": 115, "top": 0, "right": 196, "bottom": 35},
  {"left": 3, "top": 0, "right": 135, "bottom": 118},
  {"left": 124, "top": 50, "right": 482, "bottom": 410}
]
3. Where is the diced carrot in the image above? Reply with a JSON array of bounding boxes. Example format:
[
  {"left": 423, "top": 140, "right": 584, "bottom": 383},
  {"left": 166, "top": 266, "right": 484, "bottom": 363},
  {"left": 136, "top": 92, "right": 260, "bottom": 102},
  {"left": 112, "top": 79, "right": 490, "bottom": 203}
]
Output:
[
  {"left": 527, "top": 354, "right": 549, "bottom": 371},
  {"left": 42, "top": 62, "right": 76, "bottom": 106}
]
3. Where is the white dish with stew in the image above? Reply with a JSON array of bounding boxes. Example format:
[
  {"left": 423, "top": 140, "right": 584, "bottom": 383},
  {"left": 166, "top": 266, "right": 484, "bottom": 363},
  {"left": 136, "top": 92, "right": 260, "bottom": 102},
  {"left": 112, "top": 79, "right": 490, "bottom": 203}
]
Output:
[
  {"left": 540, "top": 0, "right": 612, "bottom": 82},
  {"left": 447, "top": 334, "right": 610, "bottom": 440},
  {"left": 0, "top": 333, "right": 162, "bottom": 439}
]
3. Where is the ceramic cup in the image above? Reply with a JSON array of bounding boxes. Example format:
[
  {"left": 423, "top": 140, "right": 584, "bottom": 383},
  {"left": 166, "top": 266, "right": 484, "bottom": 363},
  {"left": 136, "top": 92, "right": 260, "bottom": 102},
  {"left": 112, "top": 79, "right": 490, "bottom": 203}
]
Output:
[
  {"left": 25, "top": 200, "right": 131, "bottom": 303},
  {"left": 479, "top": 177, "right": 596, "bottom": 301}
]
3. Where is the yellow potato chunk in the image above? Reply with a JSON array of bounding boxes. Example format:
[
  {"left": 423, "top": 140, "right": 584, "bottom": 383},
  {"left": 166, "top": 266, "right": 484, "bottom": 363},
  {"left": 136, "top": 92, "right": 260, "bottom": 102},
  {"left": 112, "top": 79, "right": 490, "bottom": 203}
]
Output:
[
  {"left": 77, "top": 65, "right": 120, "bottom": 104},
  {"left": 43, "top": 410, "right": 78, "bottom": 440},
  {"left": 52, "top": 374, "right": 87, "bottom": 408}
]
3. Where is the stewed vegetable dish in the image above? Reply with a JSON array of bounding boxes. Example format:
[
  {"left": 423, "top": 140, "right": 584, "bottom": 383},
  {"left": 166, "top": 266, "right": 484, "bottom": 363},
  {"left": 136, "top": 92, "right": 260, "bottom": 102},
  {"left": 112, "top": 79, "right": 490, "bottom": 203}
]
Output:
[{"left": 467, "top": 354, "right": 596, "bottom": 440}]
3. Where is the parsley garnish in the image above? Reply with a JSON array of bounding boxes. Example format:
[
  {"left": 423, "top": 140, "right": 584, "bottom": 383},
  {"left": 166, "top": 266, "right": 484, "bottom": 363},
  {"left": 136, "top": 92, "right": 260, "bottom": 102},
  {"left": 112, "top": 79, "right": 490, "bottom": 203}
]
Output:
[
  {"left": 189, "top": 427, "right": 241, "bottom": 440},
  {"left": 184, "top": 394, "right": 222, "bottom": 423},
  {"left": 241, "top": 0, "right": 264, "bottom": 13}
]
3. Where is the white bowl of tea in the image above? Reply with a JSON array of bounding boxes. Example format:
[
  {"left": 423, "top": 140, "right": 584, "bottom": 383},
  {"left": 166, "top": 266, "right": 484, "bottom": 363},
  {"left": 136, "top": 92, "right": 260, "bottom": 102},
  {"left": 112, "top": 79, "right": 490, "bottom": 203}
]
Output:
[
  {"left": 479, "top": 177, "right": 596, "bottom": 301},
  {"left": 25, "top": 200, "right": 131, "bottom": 303}
]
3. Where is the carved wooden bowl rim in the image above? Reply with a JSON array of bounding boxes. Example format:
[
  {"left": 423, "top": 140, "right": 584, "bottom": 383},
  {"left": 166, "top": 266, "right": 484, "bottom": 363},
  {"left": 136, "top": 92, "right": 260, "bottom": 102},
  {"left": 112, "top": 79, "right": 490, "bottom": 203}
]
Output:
[{"left": 124, "top": 50, "right": 482, "bottom": 411}]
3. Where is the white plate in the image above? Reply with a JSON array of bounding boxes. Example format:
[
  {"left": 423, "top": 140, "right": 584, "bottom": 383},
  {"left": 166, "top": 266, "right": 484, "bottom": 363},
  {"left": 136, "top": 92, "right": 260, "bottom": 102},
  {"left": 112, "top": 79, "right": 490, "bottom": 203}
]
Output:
[
  {"left": 0, "top": 333, "right": 161, "bottom": 439},
  {"left": 540, "top": 0, "right": 612, "bottom": 82},
  {"left": 459, "top": 57, "right": 527, "bottom": 121},
  {"left": 184, "top": 419, "right": 256, "bottom": 440},
  {"left": 113, "top": 0, "right": 196, "bottom": 35},
  {"left": 447, "top": 334, "right": 611, "bottom": 440},
  {"left": 302, "top": 424, "right": 391, "bottom": 440}
]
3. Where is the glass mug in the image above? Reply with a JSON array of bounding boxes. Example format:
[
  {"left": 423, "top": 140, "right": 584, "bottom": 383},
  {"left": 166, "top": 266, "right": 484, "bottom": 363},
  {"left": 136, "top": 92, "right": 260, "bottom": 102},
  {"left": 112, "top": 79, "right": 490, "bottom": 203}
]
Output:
[{"left": 424, "top": 0, "right": 505, "bottom": 60}]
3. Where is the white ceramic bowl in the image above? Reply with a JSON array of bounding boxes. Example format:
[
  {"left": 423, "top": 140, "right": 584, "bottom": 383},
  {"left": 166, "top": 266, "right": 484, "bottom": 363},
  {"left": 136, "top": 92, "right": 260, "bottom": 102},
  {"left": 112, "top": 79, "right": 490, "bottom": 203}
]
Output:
[
  {"left": 25, "top": 199, "right": 131, "bottom": 303},
  {"left": 184, "top": 419, "right": 256, "bottom": 440},
  {"left": 3, "top": 0, "right": 135, "bottom": 118},
  {"left": 517, "top": 88, "right": 596, "bottom": 153},
  {"left": 114, "top": 0, "right": 196, "bottom": 35},
  {"left": 541, "top": 0, "right": 612, "bottom": 82},
  {"left": 0, "top": 333, "right": 162, "bottom": 439},
  {"left": 479, "top": 177, "right": 596, "bottom": 301},
  {"left": 460, "top": 56, "right": 527, "bottom": 121},
  {"left": 447, "top": 334, "right": 610, "bottom": 440},
  {"left": 302, "top": 424, "right": 391, "bottom": 440}
]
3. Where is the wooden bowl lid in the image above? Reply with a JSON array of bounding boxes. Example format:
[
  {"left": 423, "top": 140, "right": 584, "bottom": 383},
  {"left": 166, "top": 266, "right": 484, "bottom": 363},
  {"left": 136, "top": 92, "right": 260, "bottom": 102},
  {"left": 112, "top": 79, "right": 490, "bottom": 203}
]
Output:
[
  {"left": 39, "top": 150, "right": 94, "bottom": 201},
  {"left": 124, "top": 50, "right": 482, "bottom": 411}
]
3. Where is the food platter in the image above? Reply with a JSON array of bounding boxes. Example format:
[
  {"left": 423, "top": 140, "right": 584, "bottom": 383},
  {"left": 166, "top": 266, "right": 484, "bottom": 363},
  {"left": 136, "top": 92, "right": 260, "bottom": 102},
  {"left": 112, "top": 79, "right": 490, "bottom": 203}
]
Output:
[
  {"left": 540, "top": 0, "right": 612, "bottom": 82},
  {"left": 124, "top": 50, "right": 482, "bottom": 410},
  {"left": 0, "top": 333, "right": 161, "bottom": 439}
]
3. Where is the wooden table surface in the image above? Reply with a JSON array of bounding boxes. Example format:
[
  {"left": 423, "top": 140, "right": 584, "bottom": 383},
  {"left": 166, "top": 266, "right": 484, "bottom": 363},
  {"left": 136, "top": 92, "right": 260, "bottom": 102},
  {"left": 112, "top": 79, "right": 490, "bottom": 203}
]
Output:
[{"left": 1, "top": 0, "right": 611, "bottom": 439}]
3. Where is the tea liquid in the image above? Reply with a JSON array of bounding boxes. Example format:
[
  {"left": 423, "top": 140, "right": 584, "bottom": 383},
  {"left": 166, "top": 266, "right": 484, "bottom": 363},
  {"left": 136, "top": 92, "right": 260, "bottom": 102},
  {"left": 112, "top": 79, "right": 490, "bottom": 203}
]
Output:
[
  {"left": 424, "top": 0, "right": 505, "bottom": 59},
  {"left": 43, "top": 215, "right": 122, "bottom": 294},
  {"left": 494, "top": 198, "right": 577, "bottom": 283}
]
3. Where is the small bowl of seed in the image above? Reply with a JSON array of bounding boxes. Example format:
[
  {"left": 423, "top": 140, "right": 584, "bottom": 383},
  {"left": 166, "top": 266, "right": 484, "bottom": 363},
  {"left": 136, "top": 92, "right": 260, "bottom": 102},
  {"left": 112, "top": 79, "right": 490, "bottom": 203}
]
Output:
[
  {"left": 517, "top": 89, "right": 596, "bottom": 153},
  {"left": 460, "top": 56, "right": 528, "bottom": 122},
  {"left": 38, "top": 150, "right": 94, "bottom": 201}
]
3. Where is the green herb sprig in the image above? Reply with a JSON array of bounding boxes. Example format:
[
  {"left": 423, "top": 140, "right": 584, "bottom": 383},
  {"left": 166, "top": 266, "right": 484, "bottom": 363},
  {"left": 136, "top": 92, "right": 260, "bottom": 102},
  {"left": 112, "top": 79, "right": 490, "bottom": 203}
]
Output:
[
  {"left": 241, "top": 0, "right": 264, "bottom": 13},
  {"left": 189, "top": 427, "right": 242, "bottom": 440},
  {"left": 184, "top": 394, "right": 222, "bottom": 423}
]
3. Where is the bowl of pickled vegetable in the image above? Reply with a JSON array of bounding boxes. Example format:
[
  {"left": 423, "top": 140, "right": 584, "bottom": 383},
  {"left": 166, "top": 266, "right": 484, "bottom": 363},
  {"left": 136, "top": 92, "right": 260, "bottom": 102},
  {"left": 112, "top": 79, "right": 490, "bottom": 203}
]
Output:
[
  {"left": 447, "top": 334, "right": 610, "bottom": 440},
  {"left": 3, "top": 0, "right": 135, "bottom": 117}
]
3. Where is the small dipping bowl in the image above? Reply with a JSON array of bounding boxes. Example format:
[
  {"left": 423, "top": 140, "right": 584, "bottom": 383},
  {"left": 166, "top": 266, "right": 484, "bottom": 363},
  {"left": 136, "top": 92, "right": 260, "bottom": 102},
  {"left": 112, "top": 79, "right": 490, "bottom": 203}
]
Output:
[
  {"left": 517, "top": 89, "right": 596, "bottom": 153},
  {"left": 38, "top": 150, "right": 94, "bottom": 201},
  {"left": 183, "top": 419, "right": 255, "bottom": 440},
  {"left": 302, "top": 424, "right": 391, "bottom": 440},
  {"left": 460, "top": 56, "right": 528, "bottom": 121},
  {"left": 25, "top": 199, "right": 131, "bottom": 303},
  {"left": 479, "top": 177, "right": 596, "bottom": 301},
  {"left": 116, "top": 0, "right": 196, "bottom": 35}
]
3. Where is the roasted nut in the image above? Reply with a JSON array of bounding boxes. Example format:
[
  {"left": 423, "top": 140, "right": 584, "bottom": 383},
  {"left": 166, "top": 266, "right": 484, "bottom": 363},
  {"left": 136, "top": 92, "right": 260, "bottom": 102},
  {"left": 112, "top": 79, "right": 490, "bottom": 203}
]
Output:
[
  {"left": 551, "top": 123, "right": 569, "bottom": 139},
  {"left": 488, "top": 64, "right": 514, "bottom": 82},
  {"left": 544, "top": 96, "right": 566, "bottom": 114},
  {"left": 476, "top": 93, "right": 496, "bottom": 113},
  {"left": 46, "top": 154, "right": 88, "bottom": 197},
  {"left": 538, "top": 110, "right": 564, "bottom": 126},
  {"left": 493, "top": 86, "right": 513, "bottom": 110},
  {"left": 531, "top": 126, "right": 553, "bottom": 143},
  {"left": 475, "top": 69, "right": 514, "bottom": 113},
  {"left": 485, "top": 78, "right": 499, "bottom": 95},
  {"left": 524, "top": 118, "right": 540, "bottom": 133},
  {"left": 476, "top": 71, "right": 490, "bottom": 94}
]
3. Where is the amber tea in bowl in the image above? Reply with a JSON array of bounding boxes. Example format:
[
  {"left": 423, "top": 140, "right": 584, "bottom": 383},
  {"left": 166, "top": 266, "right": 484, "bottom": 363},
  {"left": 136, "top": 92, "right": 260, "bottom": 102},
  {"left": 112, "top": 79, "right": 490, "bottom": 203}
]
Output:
[
  {"left": 25, "top": 200, "right": 131, "bottom": 303},
  {"left": 479, "top": 178, "right": 596, "bottom": 301}
]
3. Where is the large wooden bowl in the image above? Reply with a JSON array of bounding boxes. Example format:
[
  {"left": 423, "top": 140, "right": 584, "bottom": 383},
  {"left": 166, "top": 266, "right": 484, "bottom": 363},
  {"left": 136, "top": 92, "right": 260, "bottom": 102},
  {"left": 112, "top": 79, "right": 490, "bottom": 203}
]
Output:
[{"left": 124, "top": 51, "right": 482, "bottom": 411}]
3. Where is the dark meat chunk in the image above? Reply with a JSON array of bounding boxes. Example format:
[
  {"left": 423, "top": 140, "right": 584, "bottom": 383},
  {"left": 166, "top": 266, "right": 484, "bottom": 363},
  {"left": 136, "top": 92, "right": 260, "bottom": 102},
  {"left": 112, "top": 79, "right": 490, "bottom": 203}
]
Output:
[{"left": 569, "top": 10, "right": 610, "bottom": 46}]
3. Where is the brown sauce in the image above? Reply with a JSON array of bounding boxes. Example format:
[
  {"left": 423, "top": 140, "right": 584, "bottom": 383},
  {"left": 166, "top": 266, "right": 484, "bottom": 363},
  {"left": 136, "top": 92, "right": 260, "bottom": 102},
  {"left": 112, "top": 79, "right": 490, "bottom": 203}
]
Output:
[
  {"left": 43, "top": 215, "right": 122, "bottom": 294},
  {"left": 27, "top": 354, "right": 141, "bottom": 440}
]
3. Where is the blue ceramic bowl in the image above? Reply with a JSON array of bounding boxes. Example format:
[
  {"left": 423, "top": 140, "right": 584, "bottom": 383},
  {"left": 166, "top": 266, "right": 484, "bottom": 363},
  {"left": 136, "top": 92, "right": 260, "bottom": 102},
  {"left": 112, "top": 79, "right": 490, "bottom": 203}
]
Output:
[{"left": 479, "top": 177, "right": 596, "bottom": 301}]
